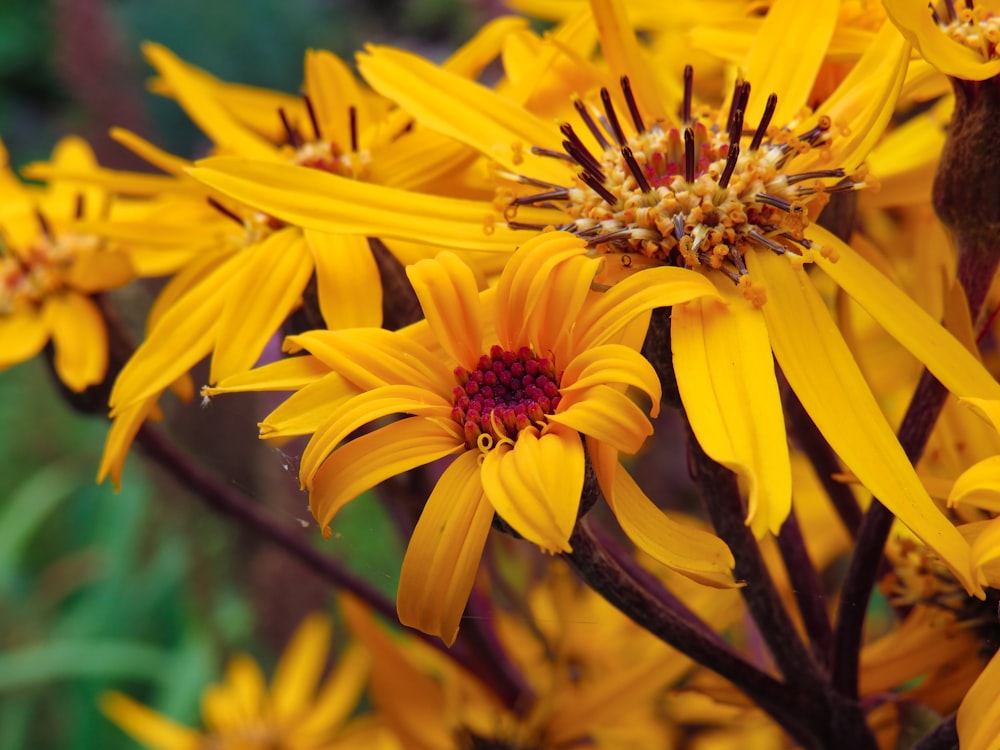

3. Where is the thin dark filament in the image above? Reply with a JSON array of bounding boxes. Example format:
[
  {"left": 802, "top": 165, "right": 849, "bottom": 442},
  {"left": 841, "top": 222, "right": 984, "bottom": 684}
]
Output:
[
  {"left": 978, "top": 304, "right": 1000, "bottom": 343},
  {"left": 621, "top": 146, "right": 651, "bottom": 192},
  {"left": 573, "top": 99, "right": 611, "bottom": 150},
  {"left": 510, "top": 189, "right": 570, "bottom": 206},
  {"left": 684, "top": 127, "right": 695, "bottom": 183},
  {"left": 673, "top": 214, "right": 686, "bottom": 240},
  {"left": 726, "top": 81, "right": 750, "bottom": 137},
  {"left": 303, "top": 95, "right": 322, "bottom": 139},
  {"left": 579, "top": 172, "right": 618, "bottom": 206},
  {"left": 747, "top": 227, "right": 787, "bottom": 253},
  {"left": 728, "top": 247, "right": 749, "bottom": 275},
  {"left": 207, "top": 197, "right": 245, "bottom": 226},
  {"left": 349, "top": 105, "right": 358, "bottom": 152},
  {"left": 750, "top": 93, "right": 778, "bottom": 150},
  {"left": 511, "top": 174, "right": 567, "bottom": 190},
  {"left": 74, "top": 193, "right": 85, "bottom": 220},
  {"left": 620, "top": 76, "right": 646, "bottom": 133},
  {"left": 682, "top": 64, "right": 693, "bottom": 125},
  {"left": 531, "top": 146, "right": 576, "bottom": 162},
  {"left": 718, "top": 144, "right": 740, "bottom": 189},
  {"left": 278, "top": 108, "right": 301, "bottom": 148},
  {"left": 600, "top": 87, "right": 628, "bottom": 145},
  {"left": 778, "top": 232, "right": 813, "bottom": 249},
  {"left": 756, "top": 192, "right": 792, "bottom": 211},
  {"left": 560, "top": 123, "right": 604, "bottom": 175},
  {"left": 797, "top": 124, "right": 827, "bottom": 145},
  {"left": 34, "top": 209, "right": 53, "bottom": 239},
  {"left": 729, "top": 108, "right": 745, "bottom": 146},
  {"left": 930, "top": 3, "right": 942, "bottom": 24},
  {"left": 785, "top": 168, "right": 845, "bottom": 185},
  {"left": 944, "top": 0, "right": 957, "bottom": 22},
  {"left": 584, "top": 228, "right": 636, "bottom": 246},
  {"left": 508, "top": 220, "right": 569, "bottom": 232}
]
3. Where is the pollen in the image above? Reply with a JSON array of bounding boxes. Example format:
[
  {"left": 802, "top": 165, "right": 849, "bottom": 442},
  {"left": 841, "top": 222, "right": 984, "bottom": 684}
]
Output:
[
  {"left": 451, "top": 345, "right": 561, "bottom": 450},
  {"left": 280, "top": 100, "right": 371, "bottom": 180},
  {"left": 506, "top": 70, "right": 867, "bottom": 297},
  {"left": 935, "top": 0, "right": 1000, "bottom": 61}
]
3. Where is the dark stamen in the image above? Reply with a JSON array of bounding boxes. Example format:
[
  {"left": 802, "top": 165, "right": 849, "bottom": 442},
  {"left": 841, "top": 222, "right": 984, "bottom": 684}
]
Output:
[
  {"left": 74, "top": 193, "right": 85, "bottom": 220},
  {"left": 278, "top": 108, "right": 301, "bottom": 149},
  {"left": 303, "top": 95, "right": 322, "bottom": 140},
  {"left": 682, "top": 64, "right": 693, "bottom": 125},
  {"left": 977, "top": 304, "right": 1000, "bottom": 345},
  {"left": 584, "top": 228, "right": 636, "bottom": 246},
  {"left": 785, "top": 168, "right": 846, "bottom": 186},
  {"left": 684, "top": 127, "right": 695, "bottom": 183},
  {"left": 673, "top": 214, "right": 686, "bottom": 240},
  {"left": 620, "top": 76, "right": 645, "bottom": 133},
  {"left": 531, "top": 146, "right": 576, "bottom": 163},
  {"left": 35, "top": 209, "right": 53, "bottom": 239},
  {"left": 573, "top": 99, "right": 611, "bottom": 150},
  {"left": 510, "top": 189, "right": 570, "bottom": 206},
  {"left": 750, "top": 93, "right": 778, "bottom": 150},
  {"left": 621, "top": 146, "right": 651, "bottom": 192},
  {"left": 600, "top": 87, "right": 627, "bottom": 145},
  {"left": 718, "top": 144, "right": 740, "bottom": 189},
  {"left": 944, "top": 0, "right": 957, "bottom": 21},
  {"left": 756, "top": 193, "right": 792, "bottom": 211},
  {"left": 513, "top": 174, "right": 567, "bottom": 190},
  {"left": 729, "top": 108, "right": 745, "bottom": 146},
  {"left": 748, "top": 227, "right": 787, "bottom": 253},
  {"left": 779, "top": 232, "right": 813, "bottom": 249},
  {"left": 508, "top": 220, "right": 569, "bottom": 232},
  {"left": 563, "top": 141, "right": 605, "bottom": 182},
  {"left": 726, "top": 80, "right": 749, "bottom": 137},
  {"left": 349, "top": 105, "right": 358, "bottom": 152},
  {"left": 207, "top": 197, "right": 245, "bottom": 227},
  {"left": 579, "top": 172, "right": 618, "bottom": 206}
]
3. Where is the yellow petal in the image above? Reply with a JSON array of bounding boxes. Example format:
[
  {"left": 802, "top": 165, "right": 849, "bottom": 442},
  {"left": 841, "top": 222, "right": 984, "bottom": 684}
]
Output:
[
  {"left": 590, "top": 438, "right": 737, "bottom": 587},
  {"left": 957, "top": 639, "right": 1000, "bottom": 750},
  {"left": 548, "top": 385, "right": 653, "bottom": 454},
  {"left": 304, "top": 50, "right": 368, "bottom": 148},
  {"left": 406, "top": 252, "right": 483, "bottom": 371},
  {"left": 744, "top": 0, "right": 839, "bottom": 126},
  {"left": 672, "top": 282, "right": 791, "bottom": 536},
  {"left": 110, "top": 127, "right": 191, "bottom": 177},
  {"left": 0, "top": 307, "right": 49, "bottom": 370},
  {"left": 949, "top": 456, "right": 1000, "bottom": 513},
  {"left": 46, "top": 293, "right": 107, "bottom": 392},
  {"left": 357, "top": 45, "right": 566, "bottom": 182},
  {"left": 189, "top": 157, "right": 524, "bottom": 251},
  {"left": 397, "top": 450, "right": 495, "bottom": 646},
  {"left": 309, "top": 417, "right": 464, "bottom": 533},
  {"left": 884, "top": 0, "right": 1000, "bottom": 81},
  {"left": 64, "top": 251, "right": 134, "bottom": 293},
  {"left": 204, "top": 355, "right": 329, "bottom": 396},
  {"left": 971, "top": 517, "right": 1000, "bottom": 588},
  {"left": 442, "top": 16, "right": 530, "bottom": 79},
  {"left": 750, "top": 250, "right": 978, "bottom": 594},
  {"left": 480, "top": 427, "right": 581, "bottom": 552},
  {"left": 98, "top": 397, "right": 161, "bottom": 489},
  {"left": 285, "top": 328, "right": 449, "bottom": 394},
  {"left": 259, "top": 372, "right": 357, "bottom": 439},
  {"left": 812, "top": 225, "right": 1000, "bottom": 405},
  {"left": 100, "top": 692, "right": 201, "bottom": 750},
  {"left": 298, "top": 641, "right": 370, "bottom": 735},
  {"left": 142, "top": 43, "right": 276, "bottom": 159},
  {"left": 304, "top": 229, "right": 382, "bottom": 329},
  {"left": 572, "top": 265, "right": 721, "bottom": 351},
  {"left": 269, "top": 613, "right": 332, "bottom": 721},
  {"left": 558, "top": 343, "right": 661, "bottom": 412},
  {"left": 210, "top": 228, "right": 314, "bottom": 384},
  {"left": 300, "top": 385, "right": 452, "bottom": 489}
]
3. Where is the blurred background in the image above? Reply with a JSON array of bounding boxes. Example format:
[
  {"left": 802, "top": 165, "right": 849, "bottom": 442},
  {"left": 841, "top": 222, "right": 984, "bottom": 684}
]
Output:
[{"left": 0, "top": 1, "right": 503, "bottom": 747}]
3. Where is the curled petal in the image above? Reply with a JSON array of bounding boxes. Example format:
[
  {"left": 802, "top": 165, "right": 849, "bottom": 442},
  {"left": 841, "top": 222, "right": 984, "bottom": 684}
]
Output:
[
  {"left": 549, "top": 386, "right": 653, "bottom": 455},
  {"left": 46, "top": 293, "right": 107, "bottom": 392},
  {"left": 407, "top": 252, "right": 483, "bottom": 371}
]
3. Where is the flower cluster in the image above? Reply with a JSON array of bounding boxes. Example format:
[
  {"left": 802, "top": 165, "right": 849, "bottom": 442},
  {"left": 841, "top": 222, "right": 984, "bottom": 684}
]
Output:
[{"left": 6, "top": 0, "right": 1000, "bottom": 747}]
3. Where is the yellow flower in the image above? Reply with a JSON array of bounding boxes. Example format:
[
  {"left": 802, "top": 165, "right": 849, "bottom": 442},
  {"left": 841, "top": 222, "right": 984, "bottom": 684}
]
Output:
[
  {"left": 884, "top": 0, "right": 1000, "bottom": 80},
  {"left": 101, "top": 612, "right": 398, "bottom": 750},
  {"left": 223, "top": 231, "right": 734, "bottom": 645},
  {"left": 189, "top": 0, "right": 1000, "bottom": 592},
  {"left": 958, "top": 642, "right": 1000, "bottom": 750},
  {"left": 0, "top": 136, "right": 139, "bottom": 392}
]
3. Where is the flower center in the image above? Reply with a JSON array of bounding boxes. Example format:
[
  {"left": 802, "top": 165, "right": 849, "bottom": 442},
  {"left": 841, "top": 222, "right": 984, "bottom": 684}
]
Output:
[
  {"left": 504, "top": 72, "right": 870, "bottom": 305},
  {"left": 0, "top": 218, "right": 94, "bottom": 314},
  {"left": 280, "top": 99, "right": 371, "bottom": 179},
  {"left": 451, "top": 345, "right": 561, "bottom": 451},
  {"left": 936, "top": 1, "right": 1000, "bottom": 60}
]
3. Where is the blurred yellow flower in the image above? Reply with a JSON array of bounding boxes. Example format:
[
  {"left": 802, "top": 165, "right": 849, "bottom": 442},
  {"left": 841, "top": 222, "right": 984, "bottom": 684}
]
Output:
[{"left": 102, "top": 613, "right": 398, "bottom": 750}]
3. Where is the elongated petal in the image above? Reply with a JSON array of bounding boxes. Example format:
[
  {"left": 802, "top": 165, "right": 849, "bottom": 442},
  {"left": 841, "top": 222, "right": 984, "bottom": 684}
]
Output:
[
  {"left": 558, "top": 343, "right": 661, "bottom": 411},
  {"left": 549, "top": 386, "right": 653, "bottom": 454},
  {"left": 286, "top": 328, "right": 450, "bottom": 394},
  {"left": 269, "top": 613, "right": 331, "bottom": 721},
  {"left": 46, "top": 293, "right": 107, "bottom": 391},
  {"left": 572, "top": 265, "right": 720, "bottom": 351},
  {"left": 203, "top": 355, "right": 329, "bottom": 396},
  {"left": 672, "top": 283, "right": 791, "bottom": 536},
  {"left": 298, "top": 642, "right": 370, "bottom": 735},
  {"left": 64, "top": 251, "right": 134, "bottom": 293},
  {"left": 480, "top": 427, "right": 582, "bottom": 552},
  {"left": 210, "top": 228, "right": 315, "bottom": 384},
  {"left": 100, "top": 692, "right": 201, "bottom": 750},
  {"left": 98, "top": 397, "right": 161, "bottom": 488},
  {"left": 590, "top": 438, "right": 736, "bottom": 587},
  {"left": 304, "top": 50, "right": 368, "bottom": 147},
  {"left": 0, "top": 307, "right": 49, "bottom": 369},
  {"left": 110, "top": 127, "right": 191, "bottom": 177},
  {"left": 301, "top": 385, "right": 452, "bottom": 489},
  {"left": 357, "top": 45, "right": 565, "bottom": 182},
  {"left": 304, "top": 229, "right": 382, "bottom": 329},
  {"left": 189, "top": 158, "right": 524, "bottom": 251},
  {"left": 406, "top": 252, "right": 483, "bottom": 370},
  {"left": 812, "top": 225, "right": 1000, "bottom": 407},
  {"left": 949, "top": 456, "right": 1000, "bottom": 513},
  {"left": 397, "top": 451, "right": 494, "bottom": 645},
  {"left": 259, "top": 372, "right": 357, "bottom": 439},
  {"left": 971, "top": 517, "right": 1000, "bottom": 589},
  {"left": 309, "top": 417, "right": 465, "bottom": 534},
  {"left": 143, "top": 43, "right": 276, "bottom": 159},
  {"left": 958, "top": 647, "right": 1000, "bottom": 750},
  {"left": 750, "top": 250, "right": 978, "bottom": 593},
  {"left": 744, "top": 0, "right": 838, "bottom": 125}
]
